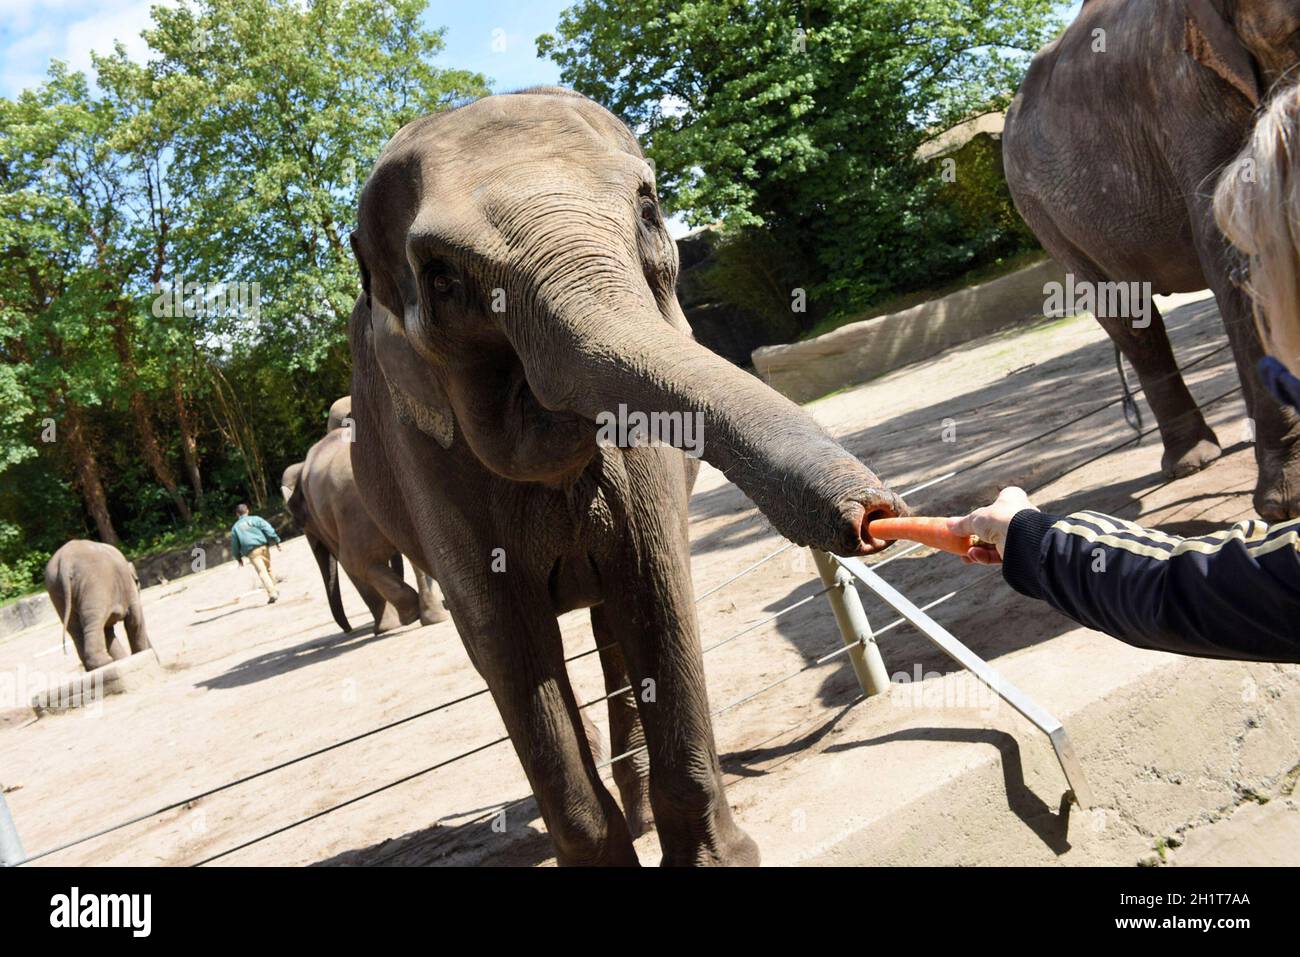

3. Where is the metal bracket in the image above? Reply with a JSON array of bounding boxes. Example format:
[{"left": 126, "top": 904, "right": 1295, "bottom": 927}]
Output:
[{"left": 831, "top": 554, "right": 1094, "bottom": 809}]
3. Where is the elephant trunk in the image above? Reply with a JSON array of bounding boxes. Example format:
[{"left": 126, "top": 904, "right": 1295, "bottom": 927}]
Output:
[{"left": 520, "top": 301, "right": 905, "bottom": 556}]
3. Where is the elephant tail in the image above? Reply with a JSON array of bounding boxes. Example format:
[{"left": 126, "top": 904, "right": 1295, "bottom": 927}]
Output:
[
  {"left": 308, "top": 534, "right": 351, "bottom": 634},
  {"left": 389, "top": 552, "right": 403, "bottom": 578}
]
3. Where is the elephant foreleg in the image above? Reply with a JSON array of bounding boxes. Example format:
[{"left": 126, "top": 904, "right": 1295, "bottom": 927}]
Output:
[
  {"left": 106, "top": 623, "right": 130, "bottom": 661},
  {"left": 591, "top": 606, "right": 653, "bottom": 838},
  {"left": 594, "top": 454, "right": 758, "bottom": 866},
  {"left": 443, "top": 568, "right": 636, "bottom": 865}
]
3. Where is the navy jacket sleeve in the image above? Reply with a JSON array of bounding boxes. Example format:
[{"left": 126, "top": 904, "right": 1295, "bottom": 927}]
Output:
[{"left": 1001, "top": 509, "right": 1300, "bottom": 663}]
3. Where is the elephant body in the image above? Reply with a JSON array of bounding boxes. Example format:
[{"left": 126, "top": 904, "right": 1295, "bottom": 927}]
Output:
[
  {"left": 284, "top": 425, "right": 448, "bottom": 635},
  {"left": 348, "top": 88, "right": 903, "bottom": 864},
  {"left": 1003, "top": 0, "right": 1300, "bottom": 518},
  {"left": 44, "top": 540, "right": 150, "bottom": 672}
]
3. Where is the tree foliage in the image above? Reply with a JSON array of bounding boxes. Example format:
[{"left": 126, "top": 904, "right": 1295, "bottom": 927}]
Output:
[
  {"left": 0, "top": 0, "right": 487, "bottom": 599},
  {"left": 539, "top": 0, "right": 1063, "bottom": 313}
]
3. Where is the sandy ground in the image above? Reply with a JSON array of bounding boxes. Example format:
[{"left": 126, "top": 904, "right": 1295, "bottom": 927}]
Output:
[{"left": 2, "top": 289, "right": 1296, "bottom": 867}]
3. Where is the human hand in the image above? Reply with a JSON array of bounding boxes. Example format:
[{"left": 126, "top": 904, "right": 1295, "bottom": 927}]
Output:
[
  {"left": 237, "top": 558, "right": 244, "bottom": 567},
  {"left": 947, "top": 487, "right": 1037, "bottom": 565}
]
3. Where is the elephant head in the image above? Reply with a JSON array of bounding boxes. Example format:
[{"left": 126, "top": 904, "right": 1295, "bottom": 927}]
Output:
[
  {"left": 1184, "top": 0, "right": 1300, "bottom": 107},
  {"left": 280, "top": 461, "right": 304, "bottom": 506},
  {"left": 349, "top": 88, "right": 902, "bottom": 556},
  {"left": 326, "top": 396, "right": 352, "bottom": 434}
]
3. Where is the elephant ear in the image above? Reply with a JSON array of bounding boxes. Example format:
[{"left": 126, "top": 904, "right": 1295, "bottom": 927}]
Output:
[
  {"left": 1184, "top": 0, "right": 1262, "bottom": 108},
  {"left": 351, "top": 230, "right": 455, "bottom": 450},
  {"left": 369, "top": 298, "right": 456, "bottom": 450}
]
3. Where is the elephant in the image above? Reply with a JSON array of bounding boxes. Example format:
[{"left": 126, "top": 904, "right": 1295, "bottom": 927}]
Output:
[
  {"left": 44, "top": 540, "right": 151, "bottom": 672},
  {"left": 326, "top": 395, "right": 353, "bottom": 434},
  {"left": 282, "top": 411, "right": 448, "bottom": 635},
  {"left": 1003, "top": 0, "right": 1300, "bottom": 519},
  {"left": 347, "top": 87, "right": 904, "bottom": 865}
]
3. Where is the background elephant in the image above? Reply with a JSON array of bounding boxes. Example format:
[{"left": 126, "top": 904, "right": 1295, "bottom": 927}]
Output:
[
  {"left": 348, "top": 87, "right": 903, "bottom": 865},
  {"left": 283, "top": 415, "right": 448, "bottom": 635},
  {"left": 44, "top": 540, "right": 151, "bottom": 672},
  {"left": 326, "top": 395, "right": 353, "bottom": 434},
  {"left": 1003, "top": 0, "right": 1300, "bottom": 519}
]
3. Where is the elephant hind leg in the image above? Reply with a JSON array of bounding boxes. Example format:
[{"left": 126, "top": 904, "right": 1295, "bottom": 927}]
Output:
[
  {"left": 1094, "top": 299, "right": 1221, "bottom": 479},
  {"left": 591, "top": 606, "right": 653, "bottom": 838},
  {"left": 1017, "top": 193, "right": 1219, "bottom": 477},
  {"left": 363, "top": 557, "right": 421, "bottom": 630},
  {"left": 351, "top": 576, "right": 401, "bottom": 635},
  {"left": 77, "top": 613, "right": 114, "bottom": 671}
]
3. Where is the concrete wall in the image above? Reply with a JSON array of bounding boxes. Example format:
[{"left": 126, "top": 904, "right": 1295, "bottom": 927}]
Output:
[
  {"left": 751, "top": 257, "right": 1066, "bottom": 403},
  {"left": 0, "top": 592, "right": 54, "bottom": 638}
]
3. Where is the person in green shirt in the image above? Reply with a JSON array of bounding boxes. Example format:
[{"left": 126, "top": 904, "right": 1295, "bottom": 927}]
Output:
[{"left": 230, "top": 503, "right": 282, "bottom": 603}]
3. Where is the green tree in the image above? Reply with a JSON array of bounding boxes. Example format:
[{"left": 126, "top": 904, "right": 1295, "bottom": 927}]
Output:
[
  {"left": 0, "top": 0, "right": 489, "bottom": 599},
  {"left": 539, "top": 0, "right": 1063, "bottom": 316}
]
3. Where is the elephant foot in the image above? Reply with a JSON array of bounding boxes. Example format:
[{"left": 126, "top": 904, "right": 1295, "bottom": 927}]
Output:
[
  {"left": 1160, "top": 428, "right": 1221, "bottom": 479},
  {"left": 552, "top": 816, "right": 640, "bottom": 866},
  {"left": 374, "top": 605, "right": 406, "bottom": 635},
  {"left": 720, "top": 829, "right": 761, "bottom": 867},
  {"left": 660, "top": 827, "right": 760, "bottom": 867},
  {"left": 1253, "top": 464, "right": 1300, "bottom": 522},
  {"left": 621, "top": 793, "right": 654, "bottom": 840},
  {"left": 418, "top": 604, "right": 450, "bottom": 626}
]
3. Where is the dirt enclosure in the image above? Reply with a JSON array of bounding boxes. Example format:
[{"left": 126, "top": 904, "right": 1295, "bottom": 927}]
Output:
[{"left": 3, "top": 290, "right": 1298, "bottom": 867}]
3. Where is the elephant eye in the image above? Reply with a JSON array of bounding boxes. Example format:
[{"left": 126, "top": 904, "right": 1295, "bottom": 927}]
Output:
[
  {"left": 426, "top": 262, "right": 460, "bottom": 299},
  {"left": 639, "top": 194, "right": 659, "bottom": 226}
]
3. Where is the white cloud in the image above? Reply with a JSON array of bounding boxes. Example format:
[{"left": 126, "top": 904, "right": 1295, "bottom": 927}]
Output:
[{"left": 1, "top": 0, "right": 168, "bottom": 96}]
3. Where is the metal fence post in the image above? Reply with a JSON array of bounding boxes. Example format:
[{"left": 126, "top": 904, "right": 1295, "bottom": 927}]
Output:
[
  {"left": 812, "top": 550, "right": 890, "bottom": 697},
  {"left": 0, "top": 791, "right": 24, "bottom": 866}
]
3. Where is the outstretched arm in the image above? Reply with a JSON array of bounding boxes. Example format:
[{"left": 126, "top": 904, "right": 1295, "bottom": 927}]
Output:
[{"left": 952, "top": 488, "right": 1300, "bottom": 663}]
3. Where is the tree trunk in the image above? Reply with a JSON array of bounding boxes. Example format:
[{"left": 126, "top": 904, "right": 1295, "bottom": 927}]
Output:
[
  {"left": 62, "top": 403, "right": 120, "bottom": 546},
  {"left": 173, "top": 378, "right": 205, "bottom": 510},
  {"left": 109, "top": 303, "right": 191, "bottom": 522},
  {"left": 131, "top": 391, "right": 192, "bottom": 522},
  {"left": 209, "top": 365, "right": 267, "bottom": 508}
]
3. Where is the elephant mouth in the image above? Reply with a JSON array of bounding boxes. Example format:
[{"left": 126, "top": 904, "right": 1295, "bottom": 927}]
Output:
[{"left": 503, "top": 365, "right": 598, "bottom": 484}]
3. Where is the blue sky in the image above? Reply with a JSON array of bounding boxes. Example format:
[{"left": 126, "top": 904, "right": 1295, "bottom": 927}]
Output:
[
  {"left": 0, "top": 0, "right": 571, "bottom": 99},
  {"left": 1, "top": 1, "right": 1083, "bottom": 101}
]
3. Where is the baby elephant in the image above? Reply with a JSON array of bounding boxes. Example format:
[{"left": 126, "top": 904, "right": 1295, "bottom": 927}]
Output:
[{"left": 45, "top": 540, "right": 151, "bottom": 671}]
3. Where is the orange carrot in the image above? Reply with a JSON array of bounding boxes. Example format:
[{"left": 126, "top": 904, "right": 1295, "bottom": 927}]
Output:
[{"left": 867, "top": 516, "right": 973, "bottom": 556}]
